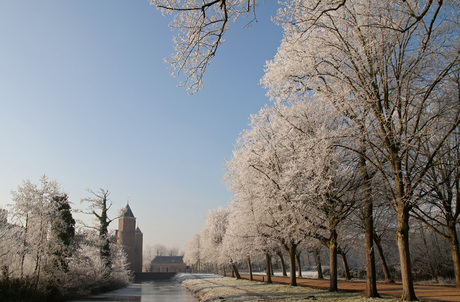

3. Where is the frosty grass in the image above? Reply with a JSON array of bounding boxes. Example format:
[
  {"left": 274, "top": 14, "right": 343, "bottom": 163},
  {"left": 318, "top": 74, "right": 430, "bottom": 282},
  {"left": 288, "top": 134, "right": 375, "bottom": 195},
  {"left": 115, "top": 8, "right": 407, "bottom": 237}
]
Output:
[{"left": 177, "top": 274, "right": 398, "bottom": 302}]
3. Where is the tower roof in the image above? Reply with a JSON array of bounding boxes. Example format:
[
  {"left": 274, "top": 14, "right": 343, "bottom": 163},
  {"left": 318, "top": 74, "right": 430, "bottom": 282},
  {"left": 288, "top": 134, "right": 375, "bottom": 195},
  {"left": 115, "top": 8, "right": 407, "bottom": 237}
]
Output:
[
  {"left": 136, "top": 226, "right": 142, "bottom": 233},
  {"left": 122, "top": 204, "right": 135, "bottom": 218}
]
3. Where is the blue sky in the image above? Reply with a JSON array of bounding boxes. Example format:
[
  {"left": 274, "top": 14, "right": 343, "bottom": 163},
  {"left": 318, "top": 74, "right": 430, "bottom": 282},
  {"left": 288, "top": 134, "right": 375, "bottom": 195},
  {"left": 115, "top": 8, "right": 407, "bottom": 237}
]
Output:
[{"left": 0, "top": 0, "right": 282, "bottom": 249}]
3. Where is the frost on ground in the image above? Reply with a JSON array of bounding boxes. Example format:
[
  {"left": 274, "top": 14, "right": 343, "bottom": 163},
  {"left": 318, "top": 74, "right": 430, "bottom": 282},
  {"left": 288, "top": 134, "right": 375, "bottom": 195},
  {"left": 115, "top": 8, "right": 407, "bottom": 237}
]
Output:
[{"left": 178, "top": 274, "right": 398, "bottom": 302}]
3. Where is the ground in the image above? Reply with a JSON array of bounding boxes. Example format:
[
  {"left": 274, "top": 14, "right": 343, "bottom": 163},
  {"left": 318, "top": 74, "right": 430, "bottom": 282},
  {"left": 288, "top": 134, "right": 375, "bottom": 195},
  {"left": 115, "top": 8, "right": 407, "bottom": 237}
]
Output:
[{"left": 177, "top": 273, "right": 460, "bottom": 302}]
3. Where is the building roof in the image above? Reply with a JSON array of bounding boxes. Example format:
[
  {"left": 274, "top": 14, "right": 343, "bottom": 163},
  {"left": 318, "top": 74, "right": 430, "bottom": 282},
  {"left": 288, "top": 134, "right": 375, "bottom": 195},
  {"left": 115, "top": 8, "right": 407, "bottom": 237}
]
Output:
[
  {"left": 136, "top": 226, "right": 142, "bottom": 233},
  {"left": 122, "top": 204, "right": 135, "bottom": 218},
  {"left": 151, "top": 256, "right": 184, "bottom": 264}
]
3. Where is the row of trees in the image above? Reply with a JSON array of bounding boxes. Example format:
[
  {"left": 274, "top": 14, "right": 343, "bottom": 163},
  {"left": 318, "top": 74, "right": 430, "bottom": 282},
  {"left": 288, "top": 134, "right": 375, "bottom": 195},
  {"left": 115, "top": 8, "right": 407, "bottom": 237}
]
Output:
[
  {"left": 183, "top": 94, "right": 458, "bottom": 289},
  {"left": 0, "top": 176, "right": 130, "bottom": 301},
  {"left": 156, "top": 1, "right": 460, "bottom": 300},
  {"left": 184, "top": 194, "right": 455, "bottom": 283}
]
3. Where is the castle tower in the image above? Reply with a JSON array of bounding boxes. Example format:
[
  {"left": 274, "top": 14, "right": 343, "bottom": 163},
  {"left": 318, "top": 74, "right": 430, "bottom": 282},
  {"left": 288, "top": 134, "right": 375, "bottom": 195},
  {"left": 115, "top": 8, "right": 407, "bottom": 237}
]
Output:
[
  {"left": 135, "top": 227, "right": 143, "bottom": 272},
  {"left": 116, "top": 204, "right": 142, "bottom": 272}
]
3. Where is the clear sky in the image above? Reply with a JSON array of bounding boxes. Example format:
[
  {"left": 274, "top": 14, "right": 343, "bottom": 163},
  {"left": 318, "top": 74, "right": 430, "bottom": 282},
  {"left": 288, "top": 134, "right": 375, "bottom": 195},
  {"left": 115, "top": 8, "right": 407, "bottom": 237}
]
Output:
[{"left": 0, "top": 1, "right": 282, "bottom": 250}]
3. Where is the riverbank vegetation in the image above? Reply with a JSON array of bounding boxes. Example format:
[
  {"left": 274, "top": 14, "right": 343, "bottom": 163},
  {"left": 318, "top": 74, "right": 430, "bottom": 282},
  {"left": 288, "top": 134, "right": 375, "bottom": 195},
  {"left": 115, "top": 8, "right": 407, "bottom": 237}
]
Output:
[{"left": 0, "top": 177, "right": 130, "bottom": 301}]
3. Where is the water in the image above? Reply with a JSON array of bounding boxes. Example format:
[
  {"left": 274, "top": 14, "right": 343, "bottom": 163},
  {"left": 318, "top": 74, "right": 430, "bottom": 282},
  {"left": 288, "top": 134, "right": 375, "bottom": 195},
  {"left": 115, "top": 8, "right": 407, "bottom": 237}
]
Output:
[{"left": 73, "top": 280, "right": 197, "bottom": 302}]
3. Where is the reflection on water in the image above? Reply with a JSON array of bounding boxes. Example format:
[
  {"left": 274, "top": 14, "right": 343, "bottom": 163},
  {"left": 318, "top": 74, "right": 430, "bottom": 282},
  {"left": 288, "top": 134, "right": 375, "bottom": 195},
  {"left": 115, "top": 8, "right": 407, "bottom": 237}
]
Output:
[{"left": 73, "top": 280, "right": 197, "bottom": 302}]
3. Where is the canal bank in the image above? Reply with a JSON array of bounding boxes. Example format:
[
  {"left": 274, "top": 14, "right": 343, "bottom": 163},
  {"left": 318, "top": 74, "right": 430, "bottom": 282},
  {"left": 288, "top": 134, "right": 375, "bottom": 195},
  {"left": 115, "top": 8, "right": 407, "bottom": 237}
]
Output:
[
  {"left": 181, "top": 274, "right": 460, "bottom": 302},
  {"left": 180, "top": 274, "right": 398, "bottom": 302}
]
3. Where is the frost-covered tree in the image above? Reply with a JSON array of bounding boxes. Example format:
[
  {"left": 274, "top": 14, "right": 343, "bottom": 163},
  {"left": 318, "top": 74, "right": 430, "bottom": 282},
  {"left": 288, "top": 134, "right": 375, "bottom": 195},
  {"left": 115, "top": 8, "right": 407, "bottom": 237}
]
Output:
[
  {"left": 301, "top": 144, "right": 360, "bottom": 291},
  {"left": 151, "top": 0, "right": 259, "bottom": 93},
  {"left": 109, "top": 241, "right": 131, "bottom": 288},
  {"left": 0, "top": 208, "right": 20, "bottom": 282},
  {"left": 225, "top": 99, "right": 359, "bottom": 288},
  {"left": 183, "top": 233, "right": 202, "bottom": 272},
  {"left": 200, "top": 207, "right": 230, "bottom": 274},
  {"left": 349, "top": 187, "right": 397, "bottom": 284},
  {"left": 151, "top": 1, "right": 442, "bottom": 94},
  {"left": 410, "top": 74, "right": 460, "bottom": 286},
  {"left": 0, "top": 209, "right": 9, "bottom": 270},
  {"left": 222, "top": 196, "right": 280, "bottom": 281},
  {"left": 275, "top": 247, "right": 288, "bottom": 277},
  {"left": 308, "top": 240, "right": 325, "bottom": 279},
  {"left": 262, "top": 1, "right": 460, "bottom": 299},
  {"left": 225, "top": 105, "right": 308, "bottom": 286},
  {"left": 10, "top": 176, "right": 61, "bottom": 286},
  {"left": 65, "top": 229, "right": 130, "bottom": 296}
]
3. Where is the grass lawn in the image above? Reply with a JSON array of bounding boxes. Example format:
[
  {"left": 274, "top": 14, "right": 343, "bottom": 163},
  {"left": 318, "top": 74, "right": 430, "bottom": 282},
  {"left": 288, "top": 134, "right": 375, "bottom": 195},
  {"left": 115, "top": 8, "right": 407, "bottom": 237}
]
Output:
[{"left": 179, "top": 274, "right": 399, "bottom": 302}]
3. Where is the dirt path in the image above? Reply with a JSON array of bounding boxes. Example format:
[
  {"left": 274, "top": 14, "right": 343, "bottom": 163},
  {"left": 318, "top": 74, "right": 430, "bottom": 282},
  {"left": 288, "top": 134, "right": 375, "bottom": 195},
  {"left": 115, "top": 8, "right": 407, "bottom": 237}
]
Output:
[{"left": 239, "top": 274, "right": 460, "bottom": 302}]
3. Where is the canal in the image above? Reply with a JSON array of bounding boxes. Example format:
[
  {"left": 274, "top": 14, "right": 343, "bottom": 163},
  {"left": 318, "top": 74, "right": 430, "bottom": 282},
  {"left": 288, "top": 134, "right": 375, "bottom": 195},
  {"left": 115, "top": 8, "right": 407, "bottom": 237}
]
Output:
[{"left": 73, "top": 280, "right": 197, "bottom": 302}]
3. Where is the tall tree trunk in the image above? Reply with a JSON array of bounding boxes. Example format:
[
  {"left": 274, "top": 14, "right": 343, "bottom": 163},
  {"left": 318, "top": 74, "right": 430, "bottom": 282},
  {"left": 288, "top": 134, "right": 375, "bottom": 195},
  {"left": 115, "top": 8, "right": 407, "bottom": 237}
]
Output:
[
  {"left": 315, "top": 250, "right": 323, "bottom": 279},
  {"left": 34, "top": 213, "right": 47, "bottom": 290},
  {"left": 339, "top": 248, "right": 351, "bottom": 281},
  {"left": 447, "top": 219, "right": 460, "bottom": 287},
  {"left": 390, "top": 152, "right": 417, "bottom": 301},
  {"left": 374, "top": 233, "right": 394, "bottom": 283},
  {"left": 265, "top": 253, "right": 272, "bottom": 283},
  {"left": 277, "top": 251, "right": 287, "bottom": 277},
  {"left": 34, "top": 251, "right": 41, "bottom": 290},
  {"left": 93, "top": 191, "right": 112, "bottom": 277},
  {"left": 222, "top": 264, "right": 226, "bottom": 277},
  {"left": 295, "top": 252, "right": 302, "bottom": 278},
  {"left": 247, "top": 256, "right": 253, "bottom": 281},
  {"left": 20, "top": 214, "right": 29, "bottom": 279},
  {"left": 284, "top": 244, "right": 297, "bottom": 286},
  {"left": 328, "top": 230, "right": 338, "bottom": 292},
  {"left": 231, "top": 261, "right": 241, "bottom": 279},
  {"left": 396, "top": 204, "right": 417, "bottom": 301},
  {"left": 359, "top": 148, "right": 380, "bottom": 297},
  {"left": 1, "top": 266, "right": 9, "bottom": 282}
]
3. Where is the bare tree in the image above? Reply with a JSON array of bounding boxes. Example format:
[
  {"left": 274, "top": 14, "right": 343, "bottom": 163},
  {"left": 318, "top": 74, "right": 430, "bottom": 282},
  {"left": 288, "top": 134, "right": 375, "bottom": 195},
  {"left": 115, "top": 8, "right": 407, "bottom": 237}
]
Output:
[{"left": 81, "top": 189, "right": 115, "bottom": 276}]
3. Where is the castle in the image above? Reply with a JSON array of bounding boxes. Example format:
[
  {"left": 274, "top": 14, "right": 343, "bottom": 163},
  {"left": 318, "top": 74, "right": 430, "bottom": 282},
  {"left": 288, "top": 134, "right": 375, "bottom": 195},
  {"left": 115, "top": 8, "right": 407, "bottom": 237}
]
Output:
[{"left": 116, "top": 204, "right": 143, "bottom": 272}]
